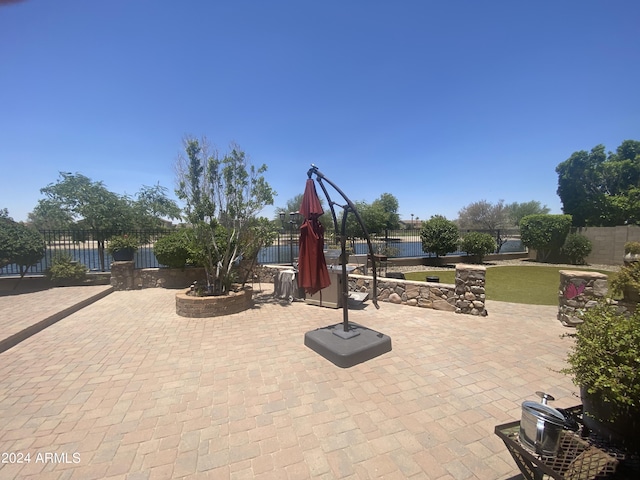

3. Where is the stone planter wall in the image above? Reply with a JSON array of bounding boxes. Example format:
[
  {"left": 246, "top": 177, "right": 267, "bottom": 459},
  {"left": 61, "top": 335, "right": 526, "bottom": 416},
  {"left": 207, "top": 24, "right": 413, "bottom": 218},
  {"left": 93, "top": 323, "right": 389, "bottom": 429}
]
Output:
[
  {"left": 557, "top": 270, "right": 608, "bottom": 326},
  {"left": 349, "top": 264, "right": 487, "bottom": 316},
  {"left": 110, "top": 262, "right": 207, "bottom": 290},
  {"left": 137, "top": 267, "right": 207, "bottom": 289},
  {"left": 176, "top": 286, "right": 253, "bottom": 318},
  {"left": 109, "top": 263, "right": 283, "bottom": 291}
]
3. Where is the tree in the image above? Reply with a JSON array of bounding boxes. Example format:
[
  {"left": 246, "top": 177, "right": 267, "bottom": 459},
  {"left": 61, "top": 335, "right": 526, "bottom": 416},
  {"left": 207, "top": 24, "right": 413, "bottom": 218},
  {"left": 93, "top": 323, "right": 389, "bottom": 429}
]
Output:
[
  {"left": 373, "top": 193, "right": 401, "bottom": 232},
  {"left": 0, "top": 211, "right": 46, "bottom": 285},
  {"left": 276, "top": 194, "right": 305, "bottom": 219},
  {"left": 33, "top": 172, "right": 181, "bottom": 270},
  {"left": 175, "top": 137, "right": 276, "bottom": 295},
  {"left": 457, "top": 200, "right": 507, "bottom": 231},
  {"left": 38, "top": 172, "right": 134, "bottom": 232},
  {"left": 336, "top": 200, "right": 369, "bottom": 251},
  {"left": 27, "top": 200, "right": 75, "bottom": 230},
  {"left": 504, "top": 201, "right": 550, "bottom": 226},
  {"left": 420, "top": 215, "right": 459, "bottom": 257},
  {"left": 338, "top": 193, "right": 401, "bottom": 238},
  {"left": 556, "top": 140, "right": 640, "bottom": 226},
  {"left": 133, "top": 184, "right": 182, "bottom": 230},
  {"left": 519, "top": 214, "right": 572, "bottom": 262},
  {"left": 458, "top": 199, "right": 513, "bottom": 252}
]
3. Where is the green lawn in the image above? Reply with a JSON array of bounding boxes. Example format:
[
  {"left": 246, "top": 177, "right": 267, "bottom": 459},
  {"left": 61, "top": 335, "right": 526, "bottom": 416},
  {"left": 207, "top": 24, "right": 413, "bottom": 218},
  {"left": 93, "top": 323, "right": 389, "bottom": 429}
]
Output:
[{"left": 404, "top": 266, "right": 612, "bottom": 305}]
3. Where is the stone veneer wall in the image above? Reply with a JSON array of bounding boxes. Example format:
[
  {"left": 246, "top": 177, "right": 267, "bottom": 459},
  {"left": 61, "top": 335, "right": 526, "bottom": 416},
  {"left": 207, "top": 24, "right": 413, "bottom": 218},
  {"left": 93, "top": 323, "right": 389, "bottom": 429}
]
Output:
[
  {"left": 109, "top": 262, "right": 487, "bottom": 316},
  {"left": 349, "top": 264, "right": 487, "bottom": 316},
  {"left": 557, "top": 270, "right": 608, "bottom": 326},
  {"left": 455, "top": 265, "right": 488, "bottom": 316},
  {"left": 110, "top": 263, "right": 280, "bottom": 291},
  {"left": 110, "top": 262, "right": 207, "bottom": 290}
]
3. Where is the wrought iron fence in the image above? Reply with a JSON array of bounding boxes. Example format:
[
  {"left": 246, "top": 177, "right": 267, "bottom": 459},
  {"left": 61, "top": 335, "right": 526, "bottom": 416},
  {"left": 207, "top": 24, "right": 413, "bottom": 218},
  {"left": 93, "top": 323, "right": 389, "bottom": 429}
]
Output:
[
  {"left": 0, "top": 230, "right": 171, "bottom": 276},
  {"left": 257, "top": 228, "right": 524, "bottom": 264},
  {"left": 0, "top": 228, "right": 524, "bottom": 276}
]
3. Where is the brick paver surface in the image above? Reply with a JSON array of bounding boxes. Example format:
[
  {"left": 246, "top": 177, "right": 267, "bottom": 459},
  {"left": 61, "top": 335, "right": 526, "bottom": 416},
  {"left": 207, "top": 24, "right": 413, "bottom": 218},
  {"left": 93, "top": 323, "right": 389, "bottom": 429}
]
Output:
[
  {"left": 0, "top": 286, "right": 113, "bottom": 352},
  {"left": 0, "top": 286, "right": 576, "bottom": 479}
]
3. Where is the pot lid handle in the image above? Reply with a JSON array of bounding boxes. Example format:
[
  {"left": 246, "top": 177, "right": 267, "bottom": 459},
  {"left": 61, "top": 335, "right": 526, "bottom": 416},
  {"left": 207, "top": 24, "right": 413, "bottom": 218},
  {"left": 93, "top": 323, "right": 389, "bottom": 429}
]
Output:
[{"left": 535, "top": 391, "right": 555, "bottom": 405}]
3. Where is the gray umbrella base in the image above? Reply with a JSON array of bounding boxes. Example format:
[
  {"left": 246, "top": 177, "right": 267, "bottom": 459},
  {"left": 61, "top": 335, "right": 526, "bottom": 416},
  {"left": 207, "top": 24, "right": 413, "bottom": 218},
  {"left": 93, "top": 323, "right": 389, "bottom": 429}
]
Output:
[{"left": 304, "top": 322, "right": 392, "bottom": 368}]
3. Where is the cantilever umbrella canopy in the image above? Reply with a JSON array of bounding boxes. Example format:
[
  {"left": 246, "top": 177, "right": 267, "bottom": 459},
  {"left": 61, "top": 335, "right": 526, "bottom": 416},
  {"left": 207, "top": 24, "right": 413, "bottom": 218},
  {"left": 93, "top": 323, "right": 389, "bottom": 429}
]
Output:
[{"left": 297, "top": 178, "right": 330, "bottom": 295}]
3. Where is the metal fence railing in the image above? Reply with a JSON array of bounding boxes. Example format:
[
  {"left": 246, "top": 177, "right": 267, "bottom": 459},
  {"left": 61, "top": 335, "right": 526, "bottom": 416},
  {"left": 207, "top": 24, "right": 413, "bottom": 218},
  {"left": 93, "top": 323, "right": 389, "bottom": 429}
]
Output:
[
  {"left": 257, "top": 228, "right": 524, "bottom": 265},
  {"left": 0, "top": 230, "right": 171, "bottom": 277},
  {"left": 0, "top": 228, "right": 525, "bottom": 276}
]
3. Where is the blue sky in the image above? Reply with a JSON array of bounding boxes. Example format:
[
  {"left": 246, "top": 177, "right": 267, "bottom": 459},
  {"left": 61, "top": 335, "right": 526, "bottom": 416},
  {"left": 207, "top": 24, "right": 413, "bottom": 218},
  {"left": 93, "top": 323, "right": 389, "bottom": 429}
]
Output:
[{"left": 1, "top": 0, "right": 639, "bottom": 224}]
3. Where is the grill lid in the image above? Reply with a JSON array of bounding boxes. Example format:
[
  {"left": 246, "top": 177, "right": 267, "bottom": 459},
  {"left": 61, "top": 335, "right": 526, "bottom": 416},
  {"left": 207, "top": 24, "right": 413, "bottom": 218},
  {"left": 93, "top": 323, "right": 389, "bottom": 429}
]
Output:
[{"left": 522, "top": 401, "right": 566, "bottom": 426}]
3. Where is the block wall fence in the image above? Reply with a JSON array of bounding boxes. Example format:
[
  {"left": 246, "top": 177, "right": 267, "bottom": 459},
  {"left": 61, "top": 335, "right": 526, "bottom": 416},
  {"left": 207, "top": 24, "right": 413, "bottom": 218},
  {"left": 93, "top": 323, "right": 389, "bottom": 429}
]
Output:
[{"left": 578, "top": 225, "right": 640, "bottom": 265}]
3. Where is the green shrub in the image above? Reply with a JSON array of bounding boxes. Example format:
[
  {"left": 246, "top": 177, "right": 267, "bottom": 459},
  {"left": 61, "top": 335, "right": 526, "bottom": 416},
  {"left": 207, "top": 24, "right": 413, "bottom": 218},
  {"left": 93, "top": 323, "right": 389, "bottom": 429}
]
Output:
[
  {"left": 562, "top": 233, "right": 593, "bottom": 265},
  {"left": 420, "top": 215, "right": 459, "bottom": 257},
  {"left": 562, "top": 302, "right": 640, "bottom": 412},
  {"left": 520, "top": 214, "right": 572, "bottom": 262},
  {"left": 154, "top": 230, "right": 192, "bottom": 269},
  {"left": 46, "top": 254, "right": 87, "bottom": 283},
  {"left": 459, "top": 231, "right": 496, "bottom": 263},
  {"left": 106, "top": 234, "right": 139, "bottom": 254}
]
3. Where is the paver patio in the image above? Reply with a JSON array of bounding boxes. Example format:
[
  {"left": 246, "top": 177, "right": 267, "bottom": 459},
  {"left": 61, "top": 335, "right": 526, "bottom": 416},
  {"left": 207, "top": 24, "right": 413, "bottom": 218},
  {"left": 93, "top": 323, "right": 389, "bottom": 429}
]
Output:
[
  {"left": 0, "top": 285, "right": 113, "bottom": 354},
  {"left": 0, "top": 285, "right": 578, "bottom": 479}
]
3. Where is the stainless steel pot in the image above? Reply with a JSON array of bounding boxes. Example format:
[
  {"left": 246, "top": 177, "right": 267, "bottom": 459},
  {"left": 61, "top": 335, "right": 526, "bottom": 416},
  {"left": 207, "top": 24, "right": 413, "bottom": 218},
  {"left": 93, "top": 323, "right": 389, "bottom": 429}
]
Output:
[{"left": 519, "top": 392, "right": 568, "bottom": 456}]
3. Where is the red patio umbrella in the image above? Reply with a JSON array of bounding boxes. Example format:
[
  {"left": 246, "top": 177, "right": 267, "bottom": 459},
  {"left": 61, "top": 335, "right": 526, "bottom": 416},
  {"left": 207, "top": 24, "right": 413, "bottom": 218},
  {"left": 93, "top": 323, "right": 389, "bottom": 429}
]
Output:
[{"left": 297, "top": 179, "right": 331, "bottom": 295}]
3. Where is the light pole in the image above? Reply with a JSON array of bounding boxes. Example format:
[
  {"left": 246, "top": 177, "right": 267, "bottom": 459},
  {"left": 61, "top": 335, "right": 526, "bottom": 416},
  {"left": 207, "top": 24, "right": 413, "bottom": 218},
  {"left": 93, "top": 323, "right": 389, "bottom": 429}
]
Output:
[
  {"left": 411, "top": 213, "right": 414, "bottom": 229},
  {"left": 279, "top": 212, "right": 285, "bottom": 264},
  {"left": 289, "top": 212, "right": 297, "bottom": 266}
]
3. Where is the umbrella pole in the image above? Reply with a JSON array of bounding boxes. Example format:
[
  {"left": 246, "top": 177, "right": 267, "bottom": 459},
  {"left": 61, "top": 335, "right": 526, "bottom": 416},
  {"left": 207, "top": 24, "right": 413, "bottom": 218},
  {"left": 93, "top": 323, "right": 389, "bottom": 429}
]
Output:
[{"left": 340, "top": 206, "right": 350, "bottom": 332}]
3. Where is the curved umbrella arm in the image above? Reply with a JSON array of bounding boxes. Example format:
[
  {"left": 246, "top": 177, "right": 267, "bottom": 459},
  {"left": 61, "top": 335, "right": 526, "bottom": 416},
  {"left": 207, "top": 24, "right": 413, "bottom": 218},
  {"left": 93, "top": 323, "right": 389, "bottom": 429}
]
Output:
[
  {"left": 315, "top": 177, "right": 339, "bottom": 240},
  {"left": 307, "top": 165, "right": 379, "bottom": 310}
]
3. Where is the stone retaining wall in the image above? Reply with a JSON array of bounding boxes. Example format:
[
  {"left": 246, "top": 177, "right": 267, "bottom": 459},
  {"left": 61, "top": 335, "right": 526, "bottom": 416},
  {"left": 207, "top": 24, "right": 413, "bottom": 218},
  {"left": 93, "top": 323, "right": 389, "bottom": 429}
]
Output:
[
  {"left": 557, "top": 270, "right": 608, "bottom": 326},
  {"left": 110, "top": 263, "right": 278, "bottom": 291},
  {"left": 110, "top": 262, "right": 207, "bottom": 290},
  {"left": 349, "top": 264, "right": 487, "bottom": 316},
  {"left": 109, "top": 262, "right": 487, "bottom": 316}
]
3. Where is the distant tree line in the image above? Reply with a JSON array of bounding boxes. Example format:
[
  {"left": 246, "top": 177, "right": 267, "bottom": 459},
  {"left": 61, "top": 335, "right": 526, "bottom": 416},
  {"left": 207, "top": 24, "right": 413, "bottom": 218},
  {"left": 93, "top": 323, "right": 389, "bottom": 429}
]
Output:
[{"left": 4, "top": 137, "right": 635, "bottom": 277}]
